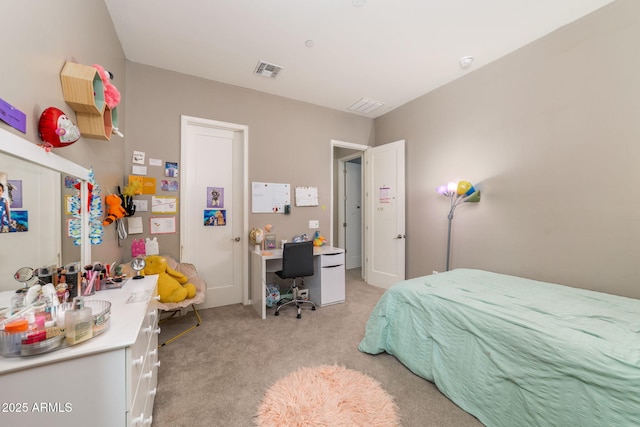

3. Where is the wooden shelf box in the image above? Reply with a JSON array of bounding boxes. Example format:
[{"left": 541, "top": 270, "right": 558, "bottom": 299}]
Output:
[
  {"left": 60, "top": 62, "right": 105, "bottom": 115},
  {"left": 76, "top": 106, "right": 113, "bottom": 141}
]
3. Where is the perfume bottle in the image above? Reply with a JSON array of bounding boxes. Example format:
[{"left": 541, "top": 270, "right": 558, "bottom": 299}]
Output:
[{"left": 65, "top": 297, "right": 93, "bottom": 345}]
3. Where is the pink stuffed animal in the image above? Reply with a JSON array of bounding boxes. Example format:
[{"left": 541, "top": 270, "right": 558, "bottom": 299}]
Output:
[{"left": 92, "top": 64, "right": 121, "bottom": 109}]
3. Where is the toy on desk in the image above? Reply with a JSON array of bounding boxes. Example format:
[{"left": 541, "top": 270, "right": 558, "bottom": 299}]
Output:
[
  {"left": 313, "top": 231, "right": 326, "bottom": 247},
  {"left": 292, "top": 233, "right": 310, "bottom": 243}
]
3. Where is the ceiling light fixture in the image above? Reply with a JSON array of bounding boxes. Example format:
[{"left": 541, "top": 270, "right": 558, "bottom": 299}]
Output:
[
  {"left": 459, "top": 56, "right": 474, "bottom": 69},
  {"left": 305, "top": 40, "right": 314, "bottom": 48},
  {"left": 348, "top": 98, "right": 384, "bottom": 114}
]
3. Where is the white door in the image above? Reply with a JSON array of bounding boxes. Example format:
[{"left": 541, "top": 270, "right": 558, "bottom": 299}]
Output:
[
  {"left": 345, "top": 160, "right": 362, "bottom": 269},
  {"left": 364, "top": 140, "right": 405, "bottom": 288},
  {"left": 181, "top": 116, "right": 248, "bottom": 309}
]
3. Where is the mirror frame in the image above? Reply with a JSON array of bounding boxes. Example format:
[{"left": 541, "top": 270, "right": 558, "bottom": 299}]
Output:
[{"left": 0, "top": 127, "right": 91, "bottom": 268}]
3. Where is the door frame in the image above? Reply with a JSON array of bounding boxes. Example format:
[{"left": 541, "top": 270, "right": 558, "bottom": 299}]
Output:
[
  {"left": 330, "top": 139, "right": 369, "bottom": 277},
  {"left": 337, "top": 153, "right": 363, "bottom": 268},
  {"left": 180, "top": 115, "right": 250, "bottom": 306}
]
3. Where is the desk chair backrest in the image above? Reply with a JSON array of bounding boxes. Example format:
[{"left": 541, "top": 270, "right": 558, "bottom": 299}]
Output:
[{"left": 280, "top": 241, "right": 314, "bottom": 279}]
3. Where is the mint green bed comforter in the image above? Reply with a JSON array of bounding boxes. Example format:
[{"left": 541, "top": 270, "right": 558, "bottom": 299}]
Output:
[{"left": 358, "top": 269, "right": 640, "bottom": 426}]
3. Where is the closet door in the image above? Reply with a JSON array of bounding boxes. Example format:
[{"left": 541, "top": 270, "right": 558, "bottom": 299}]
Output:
[{"left": 181, "top": 116, "right": 247, "bottom": 308}]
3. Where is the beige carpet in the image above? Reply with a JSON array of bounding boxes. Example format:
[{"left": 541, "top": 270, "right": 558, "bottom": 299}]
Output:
[
  {"left": 153, "top": 268, "right": 483, "bottom": 426},
  {"left": 255, "top": 364, "right": 400, "bottom": 427}
]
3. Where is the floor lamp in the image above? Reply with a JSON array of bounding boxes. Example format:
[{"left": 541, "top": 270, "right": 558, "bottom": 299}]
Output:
[{"left": 436, "top": 181, "right": 481, "bottom": 271}]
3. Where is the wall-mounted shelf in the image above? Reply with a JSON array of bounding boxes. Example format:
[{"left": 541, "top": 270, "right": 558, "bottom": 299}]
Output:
[
  {"left": 60, "top": 62, "right": 105, "bottom": 115},
  {"left": 76, "top": 106, "right": 115, "bottom": 141},
  {"left": 60, "top": 61, "right": 116, "bottom": 141}
]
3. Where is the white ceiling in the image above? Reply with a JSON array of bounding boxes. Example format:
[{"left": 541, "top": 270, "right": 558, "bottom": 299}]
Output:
[{"left": 104, "top": 0, "right": 614, "bottom": 118}]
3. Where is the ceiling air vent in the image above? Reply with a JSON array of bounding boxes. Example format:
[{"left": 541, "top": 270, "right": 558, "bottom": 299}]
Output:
[
  {"left": 348, "top": 98, "right": 384, "bottom": 114},
  {"left": 254, "top": 61, "right": 283, "bottom": 79}
]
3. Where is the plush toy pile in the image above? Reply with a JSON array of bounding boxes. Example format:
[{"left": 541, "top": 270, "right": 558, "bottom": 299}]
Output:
[{"left": 143, "top": 255, "right": 196, "bottom": 303}]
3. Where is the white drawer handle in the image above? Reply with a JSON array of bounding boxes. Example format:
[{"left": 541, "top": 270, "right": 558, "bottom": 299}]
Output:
[
  {"left": 132, "top": 356, "right": 144, "bottom": 367},
  {"left": 132, "top": 413, "right": 144, "bottom": 426},
  {"left": 149, "top": 388, "right": 157, "bottom": 397},
  {"left": 154, "top": 327, "right": 161, "bottom": 335},
  {"left": 142, "top": 370, "right": 153, "bottom": 380},
  {"left": 154, "top": 295, "right": 161, "bottom": 301},
  {"left": 143, "top": 415, "right": 153, "bottom": 426},
  {"left": 154, "top": 360, "right": 161, "bottom": 368},
  {"left": 150, "top": 349, "right": 158, "bottom": 358},
  {"left": 143, "top": 326, "right": 152, "bottom": 336}
]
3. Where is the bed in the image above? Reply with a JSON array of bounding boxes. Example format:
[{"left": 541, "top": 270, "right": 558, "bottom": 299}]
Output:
[{"left": 358, "top": 268, "right": 640, "bottom": 426}]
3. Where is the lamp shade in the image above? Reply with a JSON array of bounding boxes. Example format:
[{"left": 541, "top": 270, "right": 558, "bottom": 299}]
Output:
[
  {"left": 465, "top": 190, "right": 481, "bottom": 203},
  {"left": 456, "top": 180, "right": 472, "bottom": 195}
]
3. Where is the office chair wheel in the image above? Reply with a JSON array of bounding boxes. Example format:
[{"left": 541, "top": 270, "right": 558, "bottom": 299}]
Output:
[
  {"left": 274, "top": 311, "right": 279, "bottom": 316},
  {"left": 311, "top": 306, "right": 316, "bottom": 311},
  {"left": 297, "top": 313, "right": 301, "bottom": 319}
]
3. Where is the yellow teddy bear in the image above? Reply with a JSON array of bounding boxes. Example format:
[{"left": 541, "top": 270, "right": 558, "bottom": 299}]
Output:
[{"left": 143, "top": 255, "right": 196, "bottom": 303}]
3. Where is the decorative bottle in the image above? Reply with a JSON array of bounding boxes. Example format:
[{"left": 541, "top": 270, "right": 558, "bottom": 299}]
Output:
[{"left": 65, "top": 297, "right": 93, "bottom": 345}]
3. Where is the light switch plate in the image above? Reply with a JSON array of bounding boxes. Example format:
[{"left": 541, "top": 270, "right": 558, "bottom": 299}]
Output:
[{"left": 309, "top": 220, "right": 319, "bottom": 229}]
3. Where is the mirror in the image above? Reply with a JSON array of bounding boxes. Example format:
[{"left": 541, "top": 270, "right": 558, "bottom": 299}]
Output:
[
  {"left": 130, "top": 257, "right": 146, "bottom": 280},
  {"left": 13, "top": 267, "right": 37, "bottom": 289},
  {"left": 0, "top": 128, "right": 90, "bottom": 291}
]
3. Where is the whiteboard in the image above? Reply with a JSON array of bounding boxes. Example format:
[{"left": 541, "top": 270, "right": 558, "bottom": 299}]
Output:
[{"left": 252, "top": 182, "right": 290, "bottom": 213}]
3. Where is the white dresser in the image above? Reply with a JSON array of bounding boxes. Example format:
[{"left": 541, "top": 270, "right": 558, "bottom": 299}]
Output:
[{"left": 0, "top": 275, "right": 159, "bottom": 427}]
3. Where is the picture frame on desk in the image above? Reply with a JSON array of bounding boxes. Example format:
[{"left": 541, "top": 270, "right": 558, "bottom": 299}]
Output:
[{"left": 264, "top": 233, "right": 276, "bottom": 249}]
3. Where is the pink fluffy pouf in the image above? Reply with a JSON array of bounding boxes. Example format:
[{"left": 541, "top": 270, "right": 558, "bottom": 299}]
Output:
[
  {"left": 92, "top": 64, "right": 121, "bottom": 109},
  {"left": 255, "top": 365, "right": 400, "bottom": 427}
]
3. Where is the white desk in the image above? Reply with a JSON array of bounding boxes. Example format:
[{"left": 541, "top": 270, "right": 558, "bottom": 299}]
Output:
[
  {"left": 0, "top": 276, "right": 159, "bottom": 427},
  {"left": 250, "top": 246, "right": 346, "bottom": 319}
]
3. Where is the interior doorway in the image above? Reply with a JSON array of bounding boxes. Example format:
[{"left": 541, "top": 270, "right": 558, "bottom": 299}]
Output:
[
  {"left": 331, "top": 139, "right": 406, "bottom": 288},
  {"left": 331, "top": 140, "right": 368, "bottom": 276},
  {"left": 338, "top": 154, "right": 362, "bottom": 269}
]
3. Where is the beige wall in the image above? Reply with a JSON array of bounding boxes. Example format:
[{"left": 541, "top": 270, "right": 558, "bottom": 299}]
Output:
[
  {"left": 375, "top": 0, "right": 640, "bottom": 298},
  {"left": 5, "top": 0, "right": 638, "bottom": 299},
  {"left": 0, "top": 0, "right": 126, "bottom": 266},
  {"left": 124, "top": 63, "right": 374, "bottom": 261}
]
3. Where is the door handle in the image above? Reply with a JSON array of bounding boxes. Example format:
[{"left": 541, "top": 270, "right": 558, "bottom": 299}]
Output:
[
  {"left": 395, "top": 234, "right": 405, "bottom": 239},
  {"left": 233, "top": 237, "right": 241, "bottom": 242}
]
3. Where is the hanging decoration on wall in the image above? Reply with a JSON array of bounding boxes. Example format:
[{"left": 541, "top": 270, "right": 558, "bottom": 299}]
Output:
[
  {"left": 37, "top": 107, "right": 81, "bottom": 150},
  {"left": 68, "top": 168, "right": 104, "bottom": 245}
]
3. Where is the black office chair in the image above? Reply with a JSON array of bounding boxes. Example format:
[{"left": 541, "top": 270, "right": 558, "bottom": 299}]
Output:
[{"left": 274, "top": 241, "right": 316, "bottom": 319}]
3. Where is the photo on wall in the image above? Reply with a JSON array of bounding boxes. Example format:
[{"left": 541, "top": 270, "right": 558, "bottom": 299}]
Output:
[
  {"left": 8, "top": 180, "right": 22, "bottom": 208},
  {"left": 207, "top": 187, "right": 224, "bottom": 208},
  {"left": 8, "top": 210, "right": 28, "bottom": 232},
  {"left": 165, "top": 161, "right": 178, "bottom": 177},
  {"left": 161, "top": 180, "right": 179, "bottom": 192},
  {"left": 204, "top": 209, "right": 226, "bottom": 226}
]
